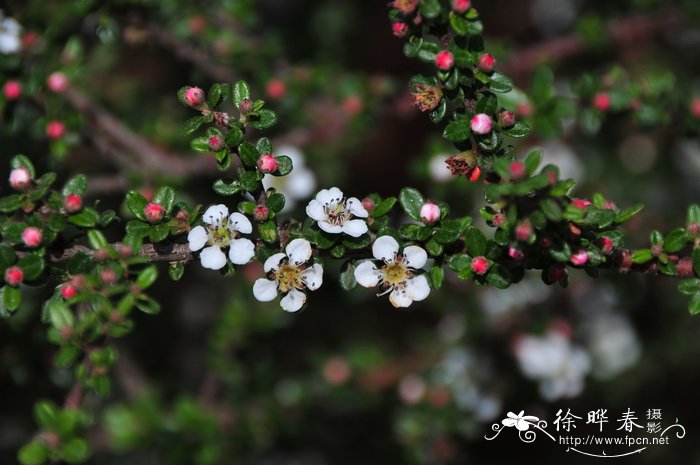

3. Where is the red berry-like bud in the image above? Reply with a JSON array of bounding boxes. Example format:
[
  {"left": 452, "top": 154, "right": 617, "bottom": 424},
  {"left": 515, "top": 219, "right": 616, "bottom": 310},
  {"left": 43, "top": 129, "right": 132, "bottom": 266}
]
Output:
[
  {"left": 499, "top": 110, "right": 515, "bottom": 128},
  {"left": 508, "top": 247, "right": 524, "bottom": 260},
  {"left": 471, "top": 256, "right": 490, "bottom": 275},
  {"left": 509, "top": 161, "right": 526, "bottom": 180},
  {"left": 61, "top": 284, "right": 77, "bottom": 299},
  {"left": 419, "top": 201, "right": 441, "bottom": 223},
  {"left": 3, "top": 80, "right": 22, "bottom": 100},
  {"left": 599, "top": 236, "right": 614, "bottom": 254},
  {"left": 593, "top": 92, "right": 611, "bottom": 112},
  {"left": 183, "top": 86, "right": 205, "bottom": 108},
  {"left": 570, "top": 249, "right": 589, "bottom": 266},
  {"left": 392, "top": 22, "right": 409, "bottom": 38},
  {"left": 5, "top": 266, "right": 24, "bottom": 286},
  {"left": 492, "top": 213, "right": 506, "bottom": 228},
  {"left": 677, "top": 257, "right": 693, "bottom": 277},
  {"left": 342, "top": 95, "right": 363, "bottom": 116},
  {"left": 22, "top": 227, "right": 42, "bottom": 248},
  {"left": 571, "top": 198, "right": 592, "bottom": 209},
  {"left": 22, "top": 31, "right": 38, "bottom": 49},
  {"left": 239, "top": 98, "right": 254, "bottom": 114},
  {"left": 118, "top": 244, "right": 133, "bottom": 258},
  {"left": 435, "top": 50, "right": 454, "bottom": 71},
  {"left": 101, "top": 268, "right": 117, "bottom": 286},
  {"left": 266, "top": 79, "right": 286, "bottom": 100},
  {"left": 516, "top": 102, "right": 533, "bottom": 117},
  {"left": 207, "top": 134, "right": 225, "bottom": 151},
  {"left": 547, "top": 263, "right": 567, "bottom": 283},
  {"left": 470, "top": 113, "right": 492, "bottom": 134},
  {"left": 688, "top": 223, "right": 700, "bottom": 235},
  {"left": 515, "top": 221, "right": 533, "bottom": 241},
  {"left": 258, "top": 154, "right": 278, "bottom": 174},
  {"left": 468, "top": 165, "right": 481, "bottom": 182},
  {"left": 94, "top": 248, "right": 109, "bottom": 262},
  {"left": 188, "top": 16, "right": 206, "bottom": 35},
  {"left": 361, "top": 197, "right": 376, "bottom": 212},
  {"left": 451, "top": 0, "right": 471, "bottom": 14},
  {"left": 323, "top": 356, "right": 351, "bottom": 385},
  {"left": 46, "top": 120, "right": 65, "bottom": 139},
  {"left": 144, "top": 202, "right": 165, "bottom": 223},
  {"left": 47, "top": 72, "right": 69, "bottom": 93},
  {"left": 9, "top": 167, "right": 31, "bottom": 191},
  {"left": 63, "top": 194, "right": 82, "bottom": 213},
  {"left": 253, "top": 205, "right": 269, "bottom": 222},
  {"left": 478, "top": 53, "right": 496, "bottom": 73},
  {"left": 691, "top": 97, "right": 700, "bottom": 118},
  {"left": 69, "top": 274, "right": 85, "bottom": 289}
]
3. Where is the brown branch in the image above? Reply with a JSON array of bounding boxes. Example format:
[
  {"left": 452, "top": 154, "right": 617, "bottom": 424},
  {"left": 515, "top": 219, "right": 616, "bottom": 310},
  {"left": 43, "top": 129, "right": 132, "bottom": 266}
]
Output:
[{"left": 47, "top": 243, "right": 193, "bottom": 264}]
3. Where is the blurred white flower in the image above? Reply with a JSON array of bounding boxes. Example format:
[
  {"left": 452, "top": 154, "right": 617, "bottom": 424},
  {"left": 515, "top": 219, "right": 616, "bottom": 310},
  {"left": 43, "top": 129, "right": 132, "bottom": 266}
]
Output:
[
  {"left": 428, "top": 153, "right": 453, "bottom": 183},
  {"left": 263, "top": 145, "right": 316, "bottom": 212},
  {"left": 253, "top": 238, "right": 323, "bottom": 312},
  {"left": 514, "top": 328, "right": 591, "bottom": 401},
  {"left": 0, "top": 13, "right": 21, "bottom": 54},
  {"left": 584, "top": 313, "right": 640, "bottom": 379},
  {"left": 306, "top": 187, "right": 368, "bottom": 237},
  {"left": 532, "top": 140, "right": 584, "bottom": 182},
  {"left": 479, "top": 276, "right": 551, "bottom": 322}
]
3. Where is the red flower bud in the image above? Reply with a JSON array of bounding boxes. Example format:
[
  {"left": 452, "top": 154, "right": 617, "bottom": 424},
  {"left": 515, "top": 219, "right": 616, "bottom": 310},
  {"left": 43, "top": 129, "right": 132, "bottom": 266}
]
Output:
[
  {"left": 21, "top": 227, "right": 42, "bottom": 248},
  {"left": 266, "top": 79, "right": 286, "bottom": 100},
  {"left": 361, "top": 197, "right": 376, "bottom": 212},
  {"left": 516, "top": 102, "right": 533, "bottom": 117},
  {"left": 478, "top": 53, "right": 496, "bottom": 73},
  {"left": 571, "top": 198, "right": 592, "bottom": 209},
  {"left": 570, "top": 249, "right": 589, "bottom": 266},
  {"left": 419, "top": 201, "right": 441, "bottom": 223},
  {"left": 687, "top": 223, "right": 700, "bottom": 235},
  {"left": 492, "top": 213, "right": 506, "bottom": 228},
  {"left": 515, "top": 221, "right": 533, "bottom": 241},
  {"left": 323, "top": 356, "right": 351, "bottom": 385},
  {"left": 118, "top": 244, "right": 133, "bottom": 258},
  {"left": 239, "top": 98, "right": 254, "bottom": 114},
  {"left": 547, "top": 263, "right": 567, "bottom": 283},
  {"left": 207, "top": 134, "right": 225, "bottom": 151},
  {"left": 253, "top": 205, "right": 269, "bottom": 222},
  {"left": 4, "top": 266, "right": 23, "bottom": 286},
  {"left": 47, "top": 72, "right": 69, "bottom": 93},
  {"left": 468, "top": 165, "right": 481, "bottom": 182},
  {"left": 101, "top": 268, "right": 117, "bottom": 286},
  {"left": 451, "top": 0, "right": 471, "bottom": 14},
  {"left": 470, "top": 113, "right": 492, "bottom": 134},
  {"left": 509, "top": 161, "right": 526, "bottom": 180},
  {"left": 435, "top": 50, "right": 454, "bottom": 71},
  {"left": 599, "top": 236, "right": 614, "bottom": 254},
  {"left": 258, "top": 154, "right": 278, "bottom": 174},
  {"left": 94, "top": 248, "right": 109, "bottom": 262},
  {"left": 144, "top": 202, "right": 165, "bottom": 223},
  {"left": 593, "top": 92, "right": 611, "bottom": 112},
  {"left": 508, "top": 247, "right": 524, "bottom": 260},
  {"left": 342, "top": 95, "right": 363, "bottom": 116},
  {"left": 61, "top": 284, "right": 78, "bottom": 299},
  {"left": 392, "top": 22, "right": 409, "bottom": 38},
  {"left": 677, "top": 257, "right": 693, "bottom": 277},
  {"left": 499, "top": 110, "right": 515, "bottom": 128},
  {"left": 183, "top": 86, "right": 205, "bottom": 108},
  {"left": 471, "top": 256, "right": 490, "bottom": 275},
  {"left": 9, "top": 167, "right": 31, "bottom": 191},
  {"left": 46, "top": 120, "right": 65, "bottom": 139},
  {"left": 3, "top": 80, "right": 22, "bottom": 100},
  {"left": 691, "top": 97, "right": 700, "bottom": 118},
  {"left": 64, "top": 194, "right": 82, "bottom": 213}
]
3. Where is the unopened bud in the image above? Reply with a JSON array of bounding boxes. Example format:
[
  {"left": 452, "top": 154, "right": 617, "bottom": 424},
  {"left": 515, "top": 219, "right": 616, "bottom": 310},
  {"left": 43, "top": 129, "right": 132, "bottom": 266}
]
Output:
[
  {"left": 266, "top": 79, "right": 286, "bottom": 100},
  {"left": 419, "top": 201, "right": 441, "bottom": 223},
  {"left": 593, "top": 92, "right": 611, "bottom": 112},
  {"left": 9, "top": 167, "right": 31, "bottom": 191},
  {"left": 21, "top": 227, "right": 42, "bottom": 248},
  {"left": 451, "top": 0, "right": 471, "bottom": 14},
  {"left": 63, "top": 194, "right": 82, "bottom": 213},
  {"left": 100, "top": 268, "right": 117, "bottom": 286},
  {"left": 47, "top": 72, "right": 69, "bottom": 93},
  {"left": 258, "top": 154, "right": 278, "bottom": 174},
  {"left": 239, "top": 98, "right": 254, "bottom": 114},
  {"left": 61, "top": 284, "right": 78, "bottom": 299},
  {"left": 435, "top": 50, "right": 454, "bottom": 71},
  {"left": 471, "top": 256, "right": 490, "bottom": 275},
  {"left": 509, "top": 161, "right": 526, "bottom": 180},
  {"left": 207, "top": 134, "right": 225, "bottom": 151},
  {"left": 253, "top": 205, "right": 269, "bottom": 222},
  {"left": 144, "top": 202, "right": 165, "bottom": 223},
  {"left": 4, "top": 266, "right": 23, "bottom": 286},
  {"left": 361, "top": 197, "right": 376, "bottom": 212},
  {"left": 3, "top": 80, "right": 21, "bottom": 100},
  {"left": 570, "top": 249, "right": 589, "bottom": 266},
  {"left": 183, "top": 86, "right": 205, "bottom": 108},
  {"left": 499, "top": 110, "right": 515, "bottom": 128},
  {"left": 478, "top": 53, "right": 496, "bottom": 73},
  {"left": 470, "top": 113, "right": 492, "bottom": 134},
  {"left": 46, "top": 120, "right": 65, "bottom": 139},
  {"left": 392, "top": 22, "right": 409, "bottom": 38}
]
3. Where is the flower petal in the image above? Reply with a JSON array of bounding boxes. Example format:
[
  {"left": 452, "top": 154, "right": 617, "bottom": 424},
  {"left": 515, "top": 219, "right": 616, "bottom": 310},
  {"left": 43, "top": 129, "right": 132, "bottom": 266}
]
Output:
[
  {"left": 228, "top": 238, "right": 255, "bottom": 265},
  {"left": 264, "top": 253, "right": 287, "bottom": 273},
  {"left": 202, "top": 204, "right": 229, "bottom": 225},
  {"left": 187, "top": 225, "right": 208, "bottom": 251},
  {"left": 316, "top": 187, "right": 343, "bottom": 206},
  {"left": 372, "top": 235, "right": 399, "bottom": 262},
  {"left": 502, "top": 418, "right": 517, "bottom": 428},
  {"left": 406, "top": 275, "right": 430, "bottom": 302},
  {"left": 229, "top": 212, "right": 252, "bottom": 234},
  {"left": 302, "top": 264, "right": 324, "bottom": 291},
  {"left": 318, "top": 220, "right": 343, "bottom": 234},
  {"left": 389, "top": 287, "right": 413, "bottom": 308},
  {"left": 345, "top": 197, "right": 369, "bottom": 218},
  {"left": 286, "top": 238, "right": 312, "bottom": 264},
  {"left": 199, "top": 245, "right": 227, "bottom": 270},
  {"left": 305, "top": 199, "right": 325, "bottom": 221},
  {"left": 354, "top": 261, "right": 382, "bottom": 288},
  {"left": 280, "top": 288, "right": 306, "bottom": 312},
  {"left": 403, "top": 246, "right": 427, "bottom": 270},
  {"left": 253, "top": 278, "right": 278, "bottom": 302},
  {"left": 342, "top": 219, "right": 368, "bottom": 238}
]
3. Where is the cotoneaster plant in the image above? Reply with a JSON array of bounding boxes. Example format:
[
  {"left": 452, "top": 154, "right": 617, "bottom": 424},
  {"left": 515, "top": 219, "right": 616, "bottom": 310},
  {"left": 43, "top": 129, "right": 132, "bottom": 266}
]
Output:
[{"left": 2, "top": 1, "right": 700, "bottom": 464}]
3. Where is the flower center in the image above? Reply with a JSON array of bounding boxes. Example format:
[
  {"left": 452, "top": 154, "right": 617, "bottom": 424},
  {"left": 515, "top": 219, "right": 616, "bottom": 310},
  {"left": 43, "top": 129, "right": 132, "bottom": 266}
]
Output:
[
  {"left": 383, "top": 262, "right": 409, "bottom": 286},
  {"left": 206, "top": 216, "right": 235, "bottom": 247},
  {"left": 324, "top": 202, "right": 352, "bottom": 226},
  {"left": 275, "top": 263, "right": 304, "bottom": 293}
]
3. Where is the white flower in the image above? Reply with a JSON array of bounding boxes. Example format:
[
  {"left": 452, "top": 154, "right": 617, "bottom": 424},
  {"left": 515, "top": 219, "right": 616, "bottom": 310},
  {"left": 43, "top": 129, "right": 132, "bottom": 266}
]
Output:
[
  {"left": 262, "top": 145, "right": 316, "bottom": 212},
  {"left": 0, "top": 13, "right": 21, "bottom": 54},
  {"left": 306, "top": 187, "right": 368, "bottom": 237},
  {"left": 187, "top": 204, "right": 255, "bottom": 270},
  {"left": 253, "top": 238, "right": 323, "bottom": 312},
  {"left": 354, "top": 235, "right": 430, "bottom": 308}
]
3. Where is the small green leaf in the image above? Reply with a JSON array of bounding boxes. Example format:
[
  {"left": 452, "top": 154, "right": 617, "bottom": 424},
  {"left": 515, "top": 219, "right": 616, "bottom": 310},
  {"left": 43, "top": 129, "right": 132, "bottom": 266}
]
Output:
[
  {"left": 663, "top": 228, "right": 689, "bottom": 253},
  {"left": 62, "top": 174, "right": 88, "bottom": 197},
  {"left": 502, "top": 121, "right": 531, "bottom": 138},
  {"left": 693, "top": 248, "right": 700, "bottom": 277},
  {"left": 224, "top": 126, "right": 244, "bottom": 147},
  {"left": 87, "top": 230, "right": 108, "bottom": 250},
  {"left": 266, "top": 192, "right": 286, "bottom": 213},
  {"left": 687, "top": 204, "right": 700, "bottom": 227},
  {"left": 256, "top": 137, "right": 273, "bottom": 154},
  {"left": 212, "top": 179, "right": 241, "bottom": 196},
  {"left": 136, "top": 266, "right": 158, "bottom": 290},
  {"left": 258, "top": 220, "right": 278, "bottom": 243},
  {"left": 689, "top": 292, "right": 700, "bottom": 315},
  {"left": 59, "top": 437, "right": 89, "bottom": 463},
  {"left": 125, "top": 191, "right": 148, "bottom": 221},
  {"left": 68, "top": 208, "right": 99, "bottom": 228},
  {"left": 371, "top": 197, "right": 397, "bottom": 218},
  {"left": 489, "top": 72, "right": 513, "bottom": 93},
  {"left": 0, "top": 194, "right": 24, "bottom": 213},
  {"left": 448, "top": 254, "right": 471, "bottom": 272},
  {"left": 239, "top": 171, "right": 261, "bottom": 192},
  {"left": 152, "top": 186, "right": 176, "bottom": 214},
  {"left": 464, "top": 227, "right": 487, "bottom": 256},
  {"left": 3, "top": 285, "right": 21, "bottom": 311},
  {"left": 182, "top": 116, "right": 204, "bottom": 135},
  {"left": 18, "top": 441, "right": 47, "bottom": 465},
  {"left": 399, "top": 188, "right": 425, "bottom": 222},
  {"left": 443, "top": 116, "right": 471, "bottom": 142},
  {"left": 339, "top": 262, "right": 357, "bottom": 291},
  {"left": 631, "top": 249, "right": 653, "bottom": 264},
  {"left": 430, "top": 266, "right": 444, "bottom": 289},
  {"left": 248, "top": 109, "right": 277, "bottom": 130},
  {"left": 47, "top": 299, "right": 74, "bottom": 329},
  {"left": 169, "top": 262, "right": 185, "bottom": 281},
  {"left": 238, "top": 142, "right": 260, "bottom": 167},
  {"left": 17, "top": 253, "right": 44, "bottom": 280},
  {"left": 485, "top": 264, "right": 511, "bottom": 289},
  {"left": 276, "top": 156, "right": 293, "bottom": 176},
  {"left": 233, "top": 80, "right": 251, "bottom": 106}
]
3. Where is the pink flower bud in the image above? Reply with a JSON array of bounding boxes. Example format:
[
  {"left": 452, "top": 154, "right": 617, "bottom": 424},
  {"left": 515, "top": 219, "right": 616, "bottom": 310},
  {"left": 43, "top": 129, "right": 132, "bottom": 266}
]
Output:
[
  {"left": 46, "top": 120, "right": 65, "bottom": 140},
  {"left": 239, "top": 98, "right": 254, "bottom": 114},
  {"left": 266, "top": 79, "right": 286, "bottom": 100},
  {"left": 471, "top": 256, "right": 490, "bottom": 275},
  {"left": 547, "top": 263, "right": 567, "bottom": 283},
  {"left": 361, "top": 197, "right": 376, "bottom": 212},
  {"left": 677, "top": 257, "right": 693, "bottom": 277},
  {"left": 498, "top": 110, "right": 515, "bottom": 128},
  {"left": 94, "top": 248, "right": 109, "bottom": 262},
  {"left": 650, "top": 244, "right": 663, "bottom": 257},
  {"left": 118, "top": 244, "right": 133, "bottom": 258},
  {"left": 4, "top": 266, "right": 24, "bottom": 286},
  {"left": 570, "top": 249, "right": 589, "bottom": 266},
  {"left": 492, "top": 213, "right": 506, "bottom": 228},
  {"left": 571, "top": 198, "right": 592, "bottom": 209},
  {"left": 509, "top": 161, "right": 526, "bottom": 180},
  {"left": 516, "top": 102, "right": 533, "bottom": 117},
  {"left": 515, "top": 221, "right": 532, "bottom": 241},
  {"left": 435, "top": 50, "right": 454, "bottom": 71},
  {"left": 599, "top": 236, "right": 614, "bottom": 254},
  {"left": 258, "top": 154, "right": 278, "bottom": 174},
  {"left": 183, "top": 86, "right": 205, "bottom": 108},
  {"left": 3, "top": 80, "right": 22, "bottom": 100},
  {"left": 144, "top": 202, "right": 165, "bottom": 223},
  {"left": 207, "top": 135, "right": 225, "bottom": 151},
  {"left": 419, "top": 201, "right": 441, "bottom": 223},
  {"left": 593, "top": 92, "right": 611, "bottom": 112},
  {"left": 101, "top": 268, "right": 117, "bottom": 286},
  {"left": 22, "top": 227, "right": 42, "bottom": 248},
  {"left": 687, "top": 223, "right": 700, "bottom": 235},
  {"left": 451, "top": 0, "right": 471, "bottom": 13},
  {"left": 690, "top": 97, "right": 700, "bottom": 118},
  {"left": 61, "top": 284, "right": 77, "bottom": 299},
  {"left": 323, "top": 356, "right": 351, "bottom": 385},
  {"left": 253, "top": 205, "right": 269, "bottom": 222},
  {"left": 342, "top": 95, "right": 363, "bottom": 116},
  {"left": 508, "top": 247, "right": 524, "bottom": 260},
  {"left": 391, "top": 0, "right": 419, "bottom": 14},
  {"left": 188, "top": 16, "right": 206, "bottom": 35},
  {"left": 9, "top": 167, "right": 31, "bottom": 191},
  {"left": 470, "top": 113, "right": 492, "bottom": 134},
  {"left": 64, "top": 194, "right": 82, "bottom": 213},
  {"left": 392, "top": 22, "right": 409, "bottom": 37},
  {"left": 47, "top": 72, "right": 69, "bottom": 93},
  {"left": 69, "top": 274, "right": 85, "bottom": 289},
  {"left": 478, "top": 53, "right": 496, "bottom": 73}
]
